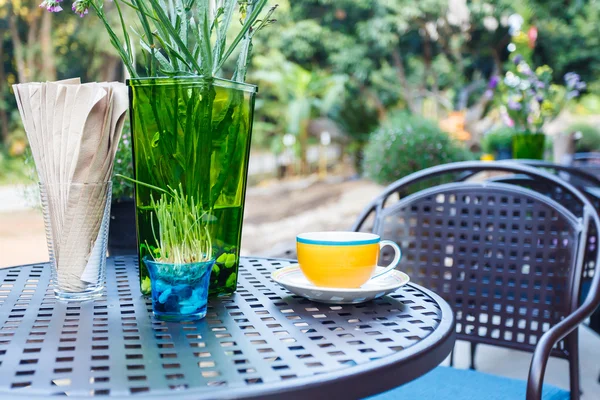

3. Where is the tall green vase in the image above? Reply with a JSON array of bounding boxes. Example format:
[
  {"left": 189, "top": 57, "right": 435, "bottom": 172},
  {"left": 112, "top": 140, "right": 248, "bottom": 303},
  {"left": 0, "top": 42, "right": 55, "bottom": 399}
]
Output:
[
  {"left": 512, "top": 132, "right": 546, "bottom": 160},
  {"left": 127, "top": 76, "right": 257, "bottom": 296}
]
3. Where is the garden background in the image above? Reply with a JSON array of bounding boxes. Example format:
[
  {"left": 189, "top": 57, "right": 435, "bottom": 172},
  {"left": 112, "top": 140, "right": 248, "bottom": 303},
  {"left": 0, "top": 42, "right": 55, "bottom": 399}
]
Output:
[
  {"left": 1, "top": 0, "right": 600, "bottom": 265},
  {"left": 2, "top": 1, "right": 600, "bottom": 395}
]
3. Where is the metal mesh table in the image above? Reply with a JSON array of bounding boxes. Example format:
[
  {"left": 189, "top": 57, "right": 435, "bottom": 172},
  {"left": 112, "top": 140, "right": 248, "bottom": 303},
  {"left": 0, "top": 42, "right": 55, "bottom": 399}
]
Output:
[{"left": 0, "top": 256, "right": 455, "bottom": 399}]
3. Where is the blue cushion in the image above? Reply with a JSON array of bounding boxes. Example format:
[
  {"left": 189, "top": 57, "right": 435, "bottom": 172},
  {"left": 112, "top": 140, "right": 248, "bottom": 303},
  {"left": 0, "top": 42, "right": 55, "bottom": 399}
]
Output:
[{"left": 366, "top": 366, "right": 570, "bottom": 400}]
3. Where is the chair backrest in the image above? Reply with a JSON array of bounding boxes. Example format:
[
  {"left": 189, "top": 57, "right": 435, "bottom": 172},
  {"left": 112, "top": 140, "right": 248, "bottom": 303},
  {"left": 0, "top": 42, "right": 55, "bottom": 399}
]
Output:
[
  {"left": 376, "top": 181, "right": 583, "bottom": 357},
  {"left": 512, "top": 160, "right": 600, "bottom": 192},
  {"left": 571, "top": 152, "right": 600, "bottom": 180},
  {"left": 353, "top": 161, "right": 600, "bottom": 302},
  {"left": 455, "top": 160, "right": 600, "bottom": 303},
  {"left": 353, "top": 162, "right": 594, "bottom": 234},
  {"left": 483, "top": 174, "right": 598, "bottom": 300},
  {"left": 353, "top": 161, "right": 598, "bottom": 358}
]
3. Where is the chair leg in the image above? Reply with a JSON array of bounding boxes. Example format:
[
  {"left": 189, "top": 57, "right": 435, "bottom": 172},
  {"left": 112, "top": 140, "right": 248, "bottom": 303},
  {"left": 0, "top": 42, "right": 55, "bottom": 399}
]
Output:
[
  {"left": 566, "top": 331, "right": 581, "bottom": 400},
  {"left": 470, "top": 342, "right": 477, "bottom": 370},
  {"left": 449, "top": 347, "right": 454, "bottom": 367}
]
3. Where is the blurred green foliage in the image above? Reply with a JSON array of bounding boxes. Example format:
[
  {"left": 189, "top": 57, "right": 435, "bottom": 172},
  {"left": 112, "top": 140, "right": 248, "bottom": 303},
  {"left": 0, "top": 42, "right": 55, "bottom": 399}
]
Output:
[
  {"left": 362, "top": 113, "right": 471, "bottom": 185},
  {"left": 569, "top": 123, "right": 600, "bottom": 153},
  {"left": 481, "top": 127, "right": 516, "bottom": 154},
  {"left": 2, "top": 0, "right": 600, "bottom": 182}
]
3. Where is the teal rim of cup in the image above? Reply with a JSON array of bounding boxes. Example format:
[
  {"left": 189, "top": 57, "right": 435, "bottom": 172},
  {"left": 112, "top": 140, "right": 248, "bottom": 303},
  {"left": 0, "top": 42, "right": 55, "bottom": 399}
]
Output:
[{"left": 296, "top": 236, "right": 379, "bottom": 246}]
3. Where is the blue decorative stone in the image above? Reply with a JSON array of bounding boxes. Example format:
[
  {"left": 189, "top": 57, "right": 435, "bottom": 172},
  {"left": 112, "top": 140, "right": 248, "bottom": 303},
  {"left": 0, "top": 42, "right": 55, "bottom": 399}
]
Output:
[
  {"left": 158, "top": 287, "right": 172, "bottom": 303},
  {"left": 143, "top": 257, "right": 215, "bottom": 321}
]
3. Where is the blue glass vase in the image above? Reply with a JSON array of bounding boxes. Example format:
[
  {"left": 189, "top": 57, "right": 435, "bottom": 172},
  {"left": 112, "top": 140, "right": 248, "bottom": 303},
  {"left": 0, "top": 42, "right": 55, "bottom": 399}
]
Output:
[{"left": 143, "top": 257, "right": 214, "bottom": 321}]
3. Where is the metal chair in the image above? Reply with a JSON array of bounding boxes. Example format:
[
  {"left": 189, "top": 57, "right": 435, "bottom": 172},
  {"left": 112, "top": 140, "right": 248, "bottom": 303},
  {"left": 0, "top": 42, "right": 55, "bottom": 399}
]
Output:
[
  {"left": 354, "top": 161, "right": 600, "bottom": 400},
  {"left": 458, "top": 160, "right": 600, "bottom": 334},
  {"left": 571, "top": 152, "right": 600, "bottom": 180}
]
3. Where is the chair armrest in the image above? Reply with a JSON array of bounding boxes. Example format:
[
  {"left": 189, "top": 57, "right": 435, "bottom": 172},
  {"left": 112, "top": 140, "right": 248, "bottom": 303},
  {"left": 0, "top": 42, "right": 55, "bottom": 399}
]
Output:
[
  {"left": 528, "top": 206, "right": 600, "bottom": 400},
  {"left": 527, "top": 292, "right": 599, "bottom": 399}
]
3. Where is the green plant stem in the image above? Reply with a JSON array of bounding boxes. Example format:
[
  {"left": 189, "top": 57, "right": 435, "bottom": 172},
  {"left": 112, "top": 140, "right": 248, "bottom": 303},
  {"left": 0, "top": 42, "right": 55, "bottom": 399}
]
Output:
[
  {"left": 198, "top": 82, "right": 216, "bottom": 209},
  {"left": 90, "top": 2, "right": 137, "bottom": 77},
  {"left": 211, "top": 92, "right": 242, "bottom": 204}
]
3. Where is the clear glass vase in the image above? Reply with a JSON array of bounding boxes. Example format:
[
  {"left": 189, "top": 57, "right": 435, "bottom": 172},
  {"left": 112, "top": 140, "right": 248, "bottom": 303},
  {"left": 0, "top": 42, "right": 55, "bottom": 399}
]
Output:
[
  {"left": 143, "top": 257, "right": 214, "bottom": 321},
  {"left": 128, "top": 77, "right": 257, "bottom": 297},
  {"left": 40, "top": 182, "right": 112, "bottom": 301}
]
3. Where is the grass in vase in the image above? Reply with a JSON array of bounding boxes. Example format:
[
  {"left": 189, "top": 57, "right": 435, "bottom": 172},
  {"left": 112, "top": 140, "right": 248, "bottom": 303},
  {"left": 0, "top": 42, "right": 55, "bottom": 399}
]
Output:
[{"left": 118, "top": 174, "right": 216, "bottom": 316}]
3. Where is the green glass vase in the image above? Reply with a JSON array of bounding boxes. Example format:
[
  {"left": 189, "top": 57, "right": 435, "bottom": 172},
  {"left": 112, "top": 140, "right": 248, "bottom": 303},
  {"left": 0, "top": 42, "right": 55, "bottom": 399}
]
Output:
[
  {"left": 512, "top": 133, "right": 546, "bottom": 160},
  {"left": 127, "top": 77, "right": 257, "bottom": 296}
]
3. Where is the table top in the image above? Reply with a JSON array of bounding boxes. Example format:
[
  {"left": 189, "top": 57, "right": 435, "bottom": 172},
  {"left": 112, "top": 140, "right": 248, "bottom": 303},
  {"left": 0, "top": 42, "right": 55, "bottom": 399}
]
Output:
[{"left": 0, "top": 256, "right": 455, "bottom": 400}]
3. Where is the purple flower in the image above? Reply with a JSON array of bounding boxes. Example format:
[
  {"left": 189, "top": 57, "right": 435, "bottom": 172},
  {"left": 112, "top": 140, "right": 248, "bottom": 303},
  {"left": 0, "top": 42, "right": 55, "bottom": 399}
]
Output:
[
  {"left": 39, "top": 0, "right": 63, "bottom": 12},
  {"left": 564, "top": 72, "right": 580, "bottom": 85},
  {"left": 488, "top": 76, "right": 500, "bottom": 90},
  {"left": 513, "top": 54, "right": 523, "bottom": 65},
  {"left": 567, "top": 90, "right": 580, "bottom": 100},
  {"left": 508, "top": 99, "right": 522, "bottom": 111},
  {"left": 536, "top": 94, "right": 544, "bottom": 103},
  {"left": 484, "top": 89, "right": 494, "bottom": 100},
  {"left": 72, "top": 0, "right": 90, "bottom": 17}
]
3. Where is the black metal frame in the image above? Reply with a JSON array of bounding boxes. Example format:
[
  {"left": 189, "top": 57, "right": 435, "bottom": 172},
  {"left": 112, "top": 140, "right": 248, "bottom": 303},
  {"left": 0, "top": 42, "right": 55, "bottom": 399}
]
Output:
[
  {"left": 571, "top": 153, "right": 600, "bottom": 180},
  {"left": 352, "top": 161, "right": 600, "bottom": 400}
]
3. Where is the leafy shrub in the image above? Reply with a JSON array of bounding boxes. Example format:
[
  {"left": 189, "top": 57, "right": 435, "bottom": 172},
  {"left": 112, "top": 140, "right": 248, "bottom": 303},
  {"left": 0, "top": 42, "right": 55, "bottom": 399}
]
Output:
[
  {"left": 481, "top": 127, "right": 515, "bottom": 154},
  {"left": 0, "top": 144, "right": 32, "bottom": 185},
  {"left": 569, "top": 123, "right": 600, "bottom": 153},
  {"left": 363, "top": 113, "right": 471, "bottom": 185}
]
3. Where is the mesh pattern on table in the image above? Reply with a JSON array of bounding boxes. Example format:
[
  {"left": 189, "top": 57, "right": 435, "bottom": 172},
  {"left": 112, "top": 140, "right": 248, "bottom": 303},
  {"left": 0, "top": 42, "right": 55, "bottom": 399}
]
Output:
[
  {"left": 0, "top": 257, "right": 443, "bottom": 397},
  {"left": 376, "top": 183, "right": 581, "bottom": 358}
]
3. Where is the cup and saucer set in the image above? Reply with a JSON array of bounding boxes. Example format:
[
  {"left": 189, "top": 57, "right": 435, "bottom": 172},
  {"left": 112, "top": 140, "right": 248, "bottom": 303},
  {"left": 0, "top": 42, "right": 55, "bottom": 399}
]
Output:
[{"left": 271, "top": 232, "right": 410, "bottom": 304}]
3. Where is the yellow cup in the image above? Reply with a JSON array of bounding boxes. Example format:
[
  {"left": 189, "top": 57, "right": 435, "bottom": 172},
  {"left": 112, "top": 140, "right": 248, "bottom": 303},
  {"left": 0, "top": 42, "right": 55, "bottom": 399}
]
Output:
[{"left": 296, "top": 232, "right": 402, "bottom": 288}]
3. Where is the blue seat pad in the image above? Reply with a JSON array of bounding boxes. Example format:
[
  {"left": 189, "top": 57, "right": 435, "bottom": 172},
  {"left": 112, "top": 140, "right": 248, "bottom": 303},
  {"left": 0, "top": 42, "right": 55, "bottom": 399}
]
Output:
[{"left": 366, "top": 366, "right": 569, "bottom": 400}]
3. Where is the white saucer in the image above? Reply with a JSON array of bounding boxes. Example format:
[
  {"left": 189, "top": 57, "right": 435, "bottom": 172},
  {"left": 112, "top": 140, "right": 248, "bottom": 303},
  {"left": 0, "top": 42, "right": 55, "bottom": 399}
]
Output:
[{"left": 271, "top": 265, "right": 410, "bottom": 304}]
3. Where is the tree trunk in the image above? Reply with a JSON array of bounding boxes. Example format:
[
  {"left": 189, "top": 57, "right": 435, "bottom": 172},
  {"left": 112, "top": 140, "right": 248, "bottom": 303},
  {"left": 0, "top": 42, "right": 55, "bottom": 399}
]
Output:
[
  {"left": 39, "top": 11, "right": 56, "bottom": 81},
  {"left": 26, "top": 8, "right": 41, "bottom": 81},
  {"left": 359, "top": 84, "right": 386, "bottom": 120},
  {"left": 0, "top": 39, "right": 9, "bottom": 143},
  {"left": 9, "top": 12, "right": 27, "bottom": 83},
  {"left": 99, "top": 56, "right": 121, "bottom": 82},
  {"left": 299, "top": 119, "right": 309, "bottom": 175},
  {"left": 422, "top": 28, "right": 440, "bottom": 118},
  {"left": 392, "top": 48, "right": 418, "bottom": 114}
]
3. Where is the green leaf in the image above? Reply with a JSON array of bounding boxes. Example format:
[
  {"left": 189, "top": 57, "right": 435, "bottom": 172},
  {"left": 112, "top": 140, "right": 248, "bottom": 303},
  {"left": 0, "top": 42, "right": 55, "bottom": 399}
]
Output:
[
  {"left": 151, "top": 131, "right": 161, "bottom": 147},
  {"left": 151, "top": 32, "right": 192, "bottom": 70},
  {"left": 89, "top": 3, "right": 137, "bottom": 77},
  {"left": 140, "top": 40, "right": 174, "bottom": 72},
  {"left": 113, "top": 0, "right": 134, "bottom": 67},
  {"left": 213, "top": 0, "right": 236, "bottom": 71},
  {"left": 120, "top": 0, "right": 159, "bottom": 22},
  {"left": 197, "top": 0, "right": 213, "bottom": 75},
  {"left": 216, "top": 253, "right": 228, "bottom": 264},
  {"left": 214, "top": 0, "right": 268, "bottom": 74},
  {"left": 147, "top": 0, "right": 203, "bottom": 73}
]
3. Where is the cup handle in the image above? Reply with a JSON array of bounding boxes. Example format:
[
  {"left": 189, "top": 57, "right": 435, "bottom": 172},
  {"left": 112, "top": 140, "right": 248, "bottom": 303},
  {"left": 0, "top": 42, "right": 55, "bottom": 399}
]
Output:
[{"left": 371, "top": 240, "right": 402, "bottom": 280}]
